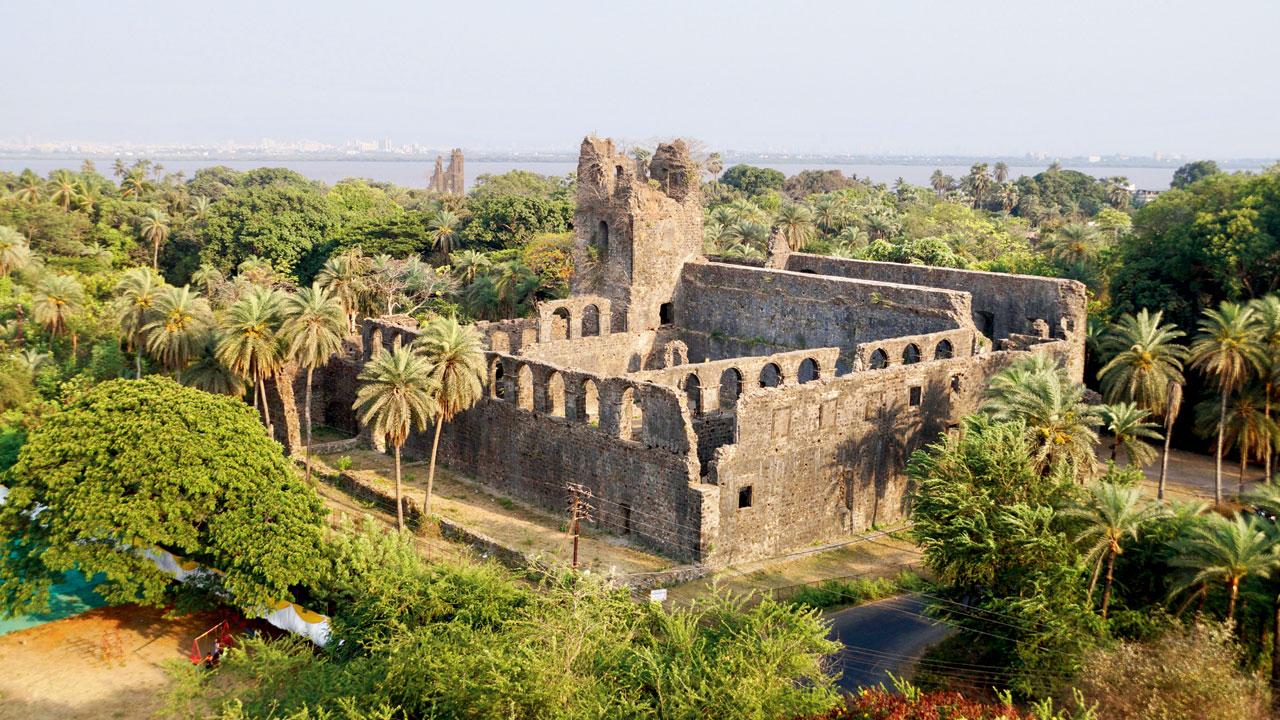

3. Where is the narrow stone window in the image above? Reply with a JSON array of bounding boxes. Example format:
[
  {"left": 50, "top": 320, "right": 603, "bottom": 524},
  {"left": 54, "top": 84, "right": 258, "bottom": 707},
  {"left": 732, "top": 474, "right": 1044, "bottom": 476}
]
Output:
[
  {"left": 909, "top": 385, "right": 922, "bottom": 407},
  {"left": 868, "top": 349, "right": 889, "bottom": 370},
  {"left": 597, "top": 220, "right": 609, "bottom": 257},
  {"left": 659, "top": 302, "right": 674, "bottom": 327},
  {"left": 738, "top": 485, "right": 753, "bottom": 509},
  {"left": 620, "top": 504, "right": 632, "bottom": 534},
  {"left": 934, "top": 339, "right": 954, "bottom": 360},
  {"left": 798, "top": 358, "right": 819, "bottom": 384},
  {"left": 950, "top": 374, "right": 962, "bottom": 394},
  {"left": 719, "top": 368, "right": 743, "bottom": 410},
  {"left": 492, "top": 360, "right": 506, "bottom": 400},
  {"left": 902, "top": 344, "right": 921, "bottom": 365},
  {"left": 759, "top": 362, "right": 783, "bottom": 388}
]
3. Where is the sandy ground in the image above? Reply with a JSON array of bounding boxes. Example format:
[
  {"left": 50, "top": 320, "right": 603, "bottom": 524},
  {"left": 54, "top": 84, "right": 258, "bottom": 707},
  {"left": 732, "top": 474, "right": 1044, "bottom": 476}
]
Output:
[
  {"left": 0, "top": 605, "right": 228, "bottom": 720},
  {"left": 320, "top": 449, "right": 673, "bottom": 575},
  {"left": 1133, "top": 446, "right": 1269, "bottom": 503}
]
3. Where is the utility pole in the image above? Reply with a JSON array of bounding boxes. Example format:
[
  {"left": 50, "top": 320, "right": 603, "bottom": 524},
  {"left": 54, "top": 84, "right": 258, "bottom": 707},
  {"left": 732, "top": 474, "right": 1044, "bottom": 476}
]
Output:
[{"left": 565, "top": 482, "right": 595, "bottom": 570}]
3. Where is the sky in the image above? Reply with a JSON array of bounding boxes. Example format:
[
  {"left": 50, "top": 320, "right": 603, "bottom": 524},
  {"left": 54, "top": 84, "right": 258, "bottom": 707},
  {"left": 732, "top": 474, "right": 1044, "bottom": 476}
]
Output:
[{"left": 2, "top": 0, "right": 1278, "bottom": 158}]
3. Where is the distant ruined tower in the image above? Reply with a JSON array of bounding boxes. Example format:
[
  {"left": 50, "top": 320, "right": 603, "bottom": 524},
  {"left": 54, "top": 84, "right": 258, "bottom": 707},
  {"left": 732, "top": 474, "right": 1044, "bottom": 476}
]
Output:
[
  {"left": 572, "top": 136, "right": 703, "bottom": 333},
  {"left": 428, "top": 148, "right": 465, "bottom": 195}
]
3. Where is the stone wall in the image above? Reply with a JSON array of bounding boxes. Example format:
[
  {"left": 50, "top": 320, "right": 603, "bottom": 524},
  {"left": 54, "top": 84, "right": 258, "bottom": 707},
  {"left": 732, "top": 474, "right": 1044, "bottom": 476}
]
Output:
[
  {"left": 675, "top": 262, "right": 973, "bottom": 359},
  {"left": 706, "top": 340, "right": 1074, "bottom": 564},
  {"left": 783, "top": 254, "right": 1087, "bottom": 378}
]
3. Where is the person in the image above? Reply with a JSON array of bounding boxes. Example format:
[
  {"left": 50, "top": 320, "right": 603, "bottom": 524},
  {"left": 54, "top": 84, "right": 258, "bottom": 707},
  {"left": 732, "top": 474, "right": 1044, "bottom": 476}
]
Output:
[{"left": 210, "top": 639, "right": 224, "bottom": 666}]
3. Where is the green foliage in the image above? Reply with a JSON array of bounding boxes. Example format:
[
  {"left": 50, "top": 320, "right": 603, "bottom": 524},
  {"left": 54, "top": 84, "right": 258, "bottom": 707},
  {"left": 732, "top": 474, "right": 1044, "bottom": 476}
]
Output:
[
  {"left": 721, "top": 164, "right": 786, "bottom": 196},
  {"left": 459, "top": 194, "right": 573, "bottom": 250},
  {"left": 0, "top": 377, "right": 327, "bottom": 615},
  {"left": 173, "top": 521, "right": 841, "bottom": 720},
  {"left": 198, "top": 180, "right": 340, "bottom": 280},
  {"left": 785, "top": 570, "right": 924, "bottom": 611},
  {"left": 1171, "top": 160, "right": 1222, "bottom": 189},
  {"left": 468, "top": 169, "right": 574, "bottom": 201}
]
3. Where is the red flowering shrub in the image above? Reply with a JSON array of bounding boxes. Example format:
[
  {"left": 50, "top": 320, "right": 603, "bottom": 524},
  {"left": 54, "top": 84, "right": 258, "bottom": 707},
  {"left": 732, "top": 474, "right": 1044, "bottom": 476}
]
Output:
[{"left": 799, "top": 688, "right": 1028, "bottom": 720}]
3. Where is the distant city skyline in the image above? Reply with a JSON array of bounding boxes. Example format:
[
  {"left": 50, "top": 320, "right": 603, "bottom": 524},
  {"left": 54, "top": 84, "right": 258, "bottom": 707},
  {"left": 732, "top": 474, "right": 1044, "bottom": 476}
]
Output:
[{"left": 3, "top": 1, "right": 1279, "bottom": 158}]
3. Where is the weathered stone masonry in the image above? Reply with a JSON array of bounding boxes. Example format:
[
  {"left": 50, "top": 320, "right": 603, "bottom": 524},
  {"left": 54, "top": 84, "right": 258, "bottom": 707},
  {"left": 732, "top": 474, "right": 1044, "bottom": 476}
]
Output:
[{"left": 327, "top": 135, "right": 1087, "bottom": 565}]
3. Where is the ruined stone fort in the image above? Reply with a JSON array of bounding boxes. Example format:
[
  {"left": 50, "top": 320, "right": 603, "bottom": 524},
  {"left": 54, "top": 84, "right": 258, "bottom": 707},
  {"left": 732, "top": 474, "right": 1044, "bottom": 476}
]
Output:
[
  {"left": 324, "top": 136, "right": 1086, "bottom": 566},
  {"left": 429, "top": 148, "right": 465, "bottom": 195}
]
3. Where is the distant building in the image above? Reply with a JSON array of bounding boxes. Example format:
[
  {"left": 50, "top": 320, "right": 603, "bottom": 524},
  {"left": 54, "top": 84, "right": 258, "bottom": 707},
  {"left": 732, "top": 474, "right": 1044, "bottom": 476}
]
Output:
[{"left": 428, "top": 148, "right": 465, "bottom": 195}]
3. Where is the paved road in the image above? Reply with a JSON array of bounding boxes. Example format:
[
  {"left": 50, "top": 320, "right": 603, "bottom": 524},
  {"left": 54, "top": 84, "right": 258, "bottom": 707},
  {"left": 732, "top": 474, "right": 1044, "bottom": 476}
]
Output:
[{"left": 826, "top": 594, "right": 952, "bottom": 693}]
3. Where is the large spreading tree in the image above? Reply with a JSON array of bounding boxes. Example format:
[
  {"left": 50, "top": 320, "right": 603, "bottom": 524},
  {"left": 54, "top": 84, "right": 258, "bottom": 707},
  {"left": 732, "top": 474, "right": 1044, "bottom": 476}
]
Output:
[{"left": 0, "top": 377, "right": 327, "bottom": 615}]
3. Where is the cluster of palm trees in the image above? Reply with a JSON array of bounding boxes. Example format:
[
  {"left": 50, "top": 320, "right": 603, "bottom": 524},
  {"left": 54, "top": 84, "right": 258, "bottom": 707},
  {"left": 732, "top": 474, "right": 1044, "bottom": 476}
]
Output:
[
  {"left": 353, "top": 316, "right": 485, "bottom": 530},
  {"left": 1093, "top": 300, "right": 1280, "bottom": 505},
  {"left": 703, "top": 189, "right": 896, "bottom": 260}
]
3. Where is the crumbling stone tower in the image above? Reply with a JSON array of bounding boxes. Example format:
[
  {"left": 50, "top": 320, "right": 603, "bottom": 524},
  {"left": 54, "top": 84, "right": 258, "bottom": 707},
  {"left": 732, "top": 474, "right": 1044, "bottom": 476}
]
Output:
[
  {"left": 428, "top": 148, "right": 465, "bottom": 195},
  {"left": 572, "top": 137, "right": 703, "bottom": 332}
]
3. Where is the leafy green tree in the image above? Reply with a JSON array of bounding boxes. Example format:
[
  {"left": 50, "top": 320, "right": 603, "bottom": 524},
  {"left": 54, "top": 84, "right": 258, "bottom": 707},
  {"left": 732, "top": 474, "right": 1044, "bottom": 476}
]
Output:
[
  {"left": 1099, "top": 402, "right": 1162, "bottom": 467},
  {"left": 141, "top": 284, "right": 213, "bottom": 373},
  {"left": 1190, "top": 301, "right": 1266, "bottom": 504},
  {"left": 0, "top": 377, "right": 326, "bottom": 616},
  {"left": 449, "top": 249, "right": 491, "bottom": 285},
  {"left": 720, "top": 164, "right": 785, "bottom": 196},
  {"left": 353, "top": 346, "right": 438, "bottom": 530},
  {"left": 1097, "top": 309, "right": 1188, "bottom": 416},
  {"left": 459, "top": 194, "right": 573, "bottom": 250},
  {"left": 1249, "top": 294, "right": 1280, "bottom": 481},
  {"left": 1171, "top": 160, "right": 1221, "bottom": 189},
  {"left": 1169, "top": 513, "right": 1275, "bottom": 623},
  {"left": 1061, "top": 482, "right": 1164, "bottom": 618},
  {"left": 114, "top": 266, "right": 167, "bottom": 378},
  {"left": 197, "top": 181, "right": 339, "bottom": 280},
  {"left": 282, "top": 284, "right": 346, "bottom": 483},
  {"left": 411, "top": 316, "right": 485, "bottom": 515}
]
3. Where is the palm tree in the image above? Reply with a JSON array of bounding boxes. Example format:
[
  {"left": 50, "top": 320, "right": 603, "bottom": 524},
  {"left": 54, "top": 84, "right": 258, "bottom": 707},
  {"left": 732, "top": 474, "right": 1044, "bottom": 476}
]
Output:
[
  {"left": 1062, "top": 482, "right": 1164, "bottom": 618},
  {"left": 189, "top": 196, "right": 212, "bottom": 220},
  {"left": 450, "top": 249, "right": 491, "bottom": 285},
  {"left": 142, "top": 285, "right": 213, "bottom": 373},
  {"left": 427, "top": 210, "right": 461, "bottom": 257},
  {"left": 996, "top": 183, "right": 1019, "bottom": 213},
  {"left": 1105, "top": 178, "right": 1131, "bottom": 209},
  {"left": 967, "top": 163, "right": 991, "bottom": 208},
  {"left": 1158, "top": 380, "right": 1184, "bottom": 501},
  {"left": 412, "top": 317, "right": 485, "bottom": 515},
  {"left": 982, "top": 355, "right": 1102, "bottom": 478},
  {"left": 1099, "top": 402, "right": 1162, "bottom": 466},
  {"left": 1169, "top": 513, "right": 1275, "bottom": 623},
  {"left": 317, "top": 249, "right": 369, "bottom": 333},
  {"left": 138, "top": 208, "right": 170, "bottom": 270},
  {"left": 1042, "top": 223, "right": 1100, "bottom": 267},
  {"left": 216, "top": 286, "right": 286, "bottom": 432},
  {"left": 354, "top": 346, "right": 438, "bottom": 530},
  {"left": 120, "top": 170, "right": 148, "bottom": 199},
  {"left": 282, "top": 284, "right": 347, "bottom": 483},
  {"left": 114, "top": 266, "right": 166, "bottom": 378},
  {"left": 1097, "top": 309, "right": 1189, "bottom": 416},
  {"left": 1191, "top": 301, "right": 1266, "bottom": 505},
  {"left": 13, "top": 173, "right": 42, "bottom": 204},
  {"left": 47, "top": 170, "right": 81, "bottom": 211},
  {"left": 190, "top": 264, "right": 225, "bottom": 297},
  {"left": 180, "top": 337, "right": 245, "bottom": 397},
  {"left": 492, "top": 260, "right": 538, "bottom": 317},
  {"left": 1195, "top": 391, "right": 1277, "bottom": 495},
  {"left": 32, "top": 274, "right": 84, "bottom": 339},
  {"left": 775, "top": 203, "right": 816, "bottom": 252},
  {"left": 0, "top": 226, "right": 32, "bottom": 277},
  {"left": 14, "top": 348, "right": 50, "bottom": 373},
  {"left": 993, "top": 162, "right": 1009, "bottom": 184},
  {"left": 929, "top": 169, "right": 949, "bottom": 198},
  {"left": 1250, "top": 295, "right": 1280, "bottom": 482},
  {"left": 111, "top": 158, "right": 127, "bottom": 179}
]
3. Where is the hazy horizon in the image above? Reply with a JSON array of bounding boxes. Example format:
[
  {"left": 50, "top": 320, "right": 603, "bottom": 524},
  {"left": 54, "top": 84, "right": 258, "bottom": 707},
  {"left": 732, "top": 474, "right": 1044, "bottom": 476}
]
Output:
[{"left": 3, "top": 1, "right": 1278, "bottom": 158}]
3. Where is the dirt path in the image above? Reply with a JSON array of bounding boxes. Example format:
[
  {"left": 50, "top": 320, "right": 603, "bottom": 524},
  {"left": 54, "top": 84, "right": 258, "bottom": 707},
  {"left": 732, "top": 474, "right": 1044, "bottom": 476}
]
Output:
[{"left": 0, "top": 605, "right": 227, "bottom": 720}]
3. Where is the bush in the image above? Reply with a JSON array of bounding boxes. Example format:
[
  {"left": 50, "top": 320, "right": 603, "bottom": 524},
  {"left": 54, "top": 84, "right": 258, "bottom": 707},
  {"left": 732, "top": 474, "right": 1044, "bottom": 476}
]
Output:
[
  {"left": 786, "top": 570, "right": 924, "bottom": 610},
  {"left": 1072, "top": 621, "right": 1270, "bottom": 720}
]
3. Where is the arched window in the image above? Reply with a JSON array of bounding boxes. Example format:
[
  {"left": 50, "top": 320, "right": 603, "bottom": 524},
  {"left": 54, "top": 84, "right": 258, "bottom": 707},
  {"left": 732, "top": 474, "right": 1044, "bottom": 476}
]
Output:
[
  {"left": 683, "top": 373, "right": 702, "bottom": 415},
  {"left": 620, "top": 387, "right": 643, "bottom": 442},
  {"left": 759, "top": 362, "right": 782, "bottom": 388},
  {"left": 597, "top": 220, "right": 609, "bottom": 256},
  {"left": 516, "top": 364, "right": 534, "bottom": 411},
  {"left": 719, "top": 368, "right": 742, "bottom": 411},
  {"left": 581, "top": 304, "right": 600, "bottom": 337},
  {"left": 551, "top": 307, "right": 570, "bottom": 341},
  {"left": 546, "top": 370, "right": 565, "bottom": 417},
  {"left": 902, "top": 344, "right": 921, "bottom": 365},
  {"left": 868, "top": 349, "right": 888, "bottom": 370},
  {"left": 934, "top": 339, "right": 954, "bottom": 360},
  {"left": 582, "top": 378, "right": 599, "bottom": 425},
  {"left": 490, "top": 359, "right": 507, "bottom": 400},
  {"left": 798, "top": 358, "right": 819, "bottom": 384}
]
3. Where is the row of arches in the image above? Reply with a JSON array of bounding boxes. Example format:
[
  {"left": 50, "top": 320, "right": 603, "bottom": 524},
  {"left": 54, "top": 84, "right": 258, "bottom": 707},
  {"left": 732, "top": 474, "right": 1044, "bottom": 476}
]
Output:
[
  {"left": 490, "top": 359, "right": 646, "bottom": 442},
  {"left": 678, "top": 357, "right": 824, "bottom": 416},
  {"left": 866, "top": 339, "right": 953, "bottom": 370}
]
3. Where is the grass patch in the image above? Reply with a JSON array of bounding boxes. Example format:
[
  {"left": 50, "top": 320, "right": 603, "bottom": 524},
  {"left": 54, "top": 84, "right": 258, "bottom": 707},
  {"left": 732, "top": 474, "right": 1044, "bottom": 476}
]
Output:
[{"left": 784, "top": 569, "right": 926, "bottom": 611}]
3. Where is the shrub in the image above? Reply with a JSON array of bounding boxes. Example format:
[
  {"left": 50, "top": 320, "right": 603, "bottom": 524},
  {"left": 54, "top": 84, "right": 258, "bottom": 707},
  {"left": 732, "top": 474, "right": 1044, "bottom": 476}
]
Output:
[
  {"left": 786, "top": 570, "right": 923, "bottom": 610},
  {"left": 335, "top": 455, "right": 353, "bottom": 471},
  {"left": 1072, "top": 620, "right": 1270, "bottom": 720}
]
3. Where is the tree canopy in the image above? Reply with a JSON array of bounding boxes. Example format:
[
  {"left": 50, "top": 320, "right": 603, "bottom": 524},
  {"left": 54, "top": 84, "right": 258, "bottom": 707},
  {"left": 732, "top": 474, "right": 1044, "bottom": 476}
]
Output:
[{"left": 0, "top": 376, "right": 327, "bottom": 615}]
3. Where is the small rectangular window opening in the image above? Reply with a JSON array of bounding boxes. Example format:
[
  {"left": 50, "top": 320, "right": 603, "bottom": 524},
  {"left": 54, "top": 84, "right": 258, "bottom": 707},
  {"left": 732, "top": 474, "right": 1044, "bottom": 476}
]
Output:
[
  {"left": 738, "top": 486, "right": 753, "bottom": 509},
  {"left": 909, "top": 386, "right": 922, "bottom": 407}
]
